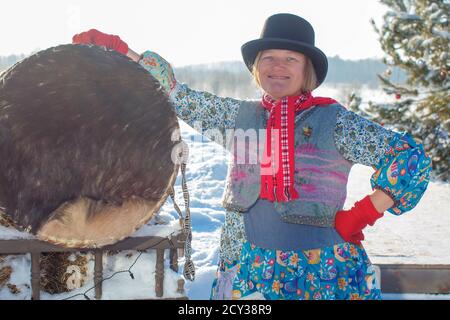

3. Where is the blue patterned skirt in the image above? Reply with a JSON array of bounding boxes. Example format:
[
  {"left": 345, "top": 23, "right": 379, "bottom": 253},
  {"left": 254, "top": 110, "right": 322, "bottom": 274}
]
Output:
[{"left": 217, "top": 241, "right": 382, "bottom": 300}]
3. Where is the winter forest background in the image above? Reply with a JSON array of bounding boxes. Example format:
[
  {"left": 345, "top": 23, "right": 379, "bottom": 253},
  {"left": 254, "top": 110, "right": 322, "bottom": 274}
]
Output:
[{"left": 0, "top": 54, "right": 406, "bottom": 93}]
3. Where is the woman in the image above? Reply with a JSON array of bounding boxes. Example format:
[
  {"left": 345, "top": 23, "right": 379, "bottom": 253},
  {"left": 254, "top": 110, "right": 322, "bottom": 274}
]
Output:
[{"left": 73, "top": 13, "right": 431, "bottom": 300}]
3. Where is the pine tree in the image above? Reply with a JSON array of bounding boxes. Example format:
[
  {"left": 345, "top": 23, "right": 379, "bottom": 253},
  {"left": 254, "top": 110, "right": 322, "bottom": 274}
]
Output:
[{"left": 367, "top": 0, "right": 449, "bottom": 181}]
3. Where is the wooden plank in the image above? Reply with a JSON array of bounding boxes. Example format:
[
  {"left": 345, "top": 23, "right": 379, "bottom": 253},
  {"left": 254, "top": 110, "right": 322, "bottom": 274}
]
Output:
[
  {"left": 170, "top": 248, "right": 178, "bottom": 273},
  {"left": 0, "top": 233, "right": 185, "bottom": 254},
  {"left": 377, "top": 264, "right": 450, "bottom": 294},
  {"left": 30, "top": 252, "right": 40, "bottom": 300},
  {"left": 94, "top": 250, "right": 103, "bottom": 300},
  {"left": 155, "top": 249, "right": 165, "bottom": 298},
  {"left": 103, "top": 234, "right": 184, "bottom": 251}
]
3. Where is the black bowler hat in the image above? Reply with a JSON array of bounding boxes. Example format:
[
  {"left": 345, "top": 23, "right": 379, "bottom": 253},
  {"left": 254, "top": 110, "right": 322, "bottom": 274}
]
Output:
[{"left": 241, "top": 13, "right": 328, "bottom": 87}]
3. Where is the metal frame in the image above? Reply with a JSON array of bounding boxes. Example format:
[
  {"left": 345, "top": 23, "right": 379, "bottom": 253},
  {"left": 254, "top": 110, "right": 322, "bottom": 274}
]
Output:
[{"left": 0, "top": 233, "right": 187, "bottom": 300}]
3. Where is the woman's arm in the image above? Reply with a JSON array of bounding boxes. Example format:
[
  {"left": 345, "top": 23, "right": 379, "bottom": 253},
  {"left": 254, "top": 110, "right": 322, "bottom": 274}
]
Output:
[
  {"left": 333, "top": 106, "right": 431, "bottom": 244},
  {"left": 137, "top": 51, "right": 243, "bottom": 142},
  {"left": 126, "top": 48, "right": 141, "bottom": 63},
  {"left": 369, "top": 189, "right": 394, "bottom": 213},
  {"left": 71, "top": 29, "right": 243, "bottom": 146},
  {"left": 335, "top": 106, "right": 432, "bottom": 215}
]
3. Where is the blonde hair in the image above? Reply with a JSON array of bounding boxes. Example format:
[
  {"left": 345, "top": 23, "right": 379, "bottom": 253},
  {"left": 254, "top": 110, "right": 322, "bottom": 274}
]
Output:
[{"left": 252, "top": 51, "right": 318, "bottom": 92}]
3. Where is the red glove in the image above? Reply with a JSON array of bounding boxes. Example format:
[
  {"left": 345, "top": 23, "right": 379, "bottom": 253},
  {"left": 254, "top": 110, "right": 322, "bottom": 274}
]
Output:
[
  {"left": 72, "top": 29, "right": 129, "bottom": 55},
  {"left": 335, "top": 195, "right": 384, "bottom": 245}
]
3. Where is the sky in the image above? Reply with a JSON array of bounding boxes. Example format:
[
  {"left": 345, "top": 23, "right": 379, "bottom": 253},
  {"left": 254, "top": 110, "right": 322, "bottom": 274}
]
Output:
[{"left": 1, "top": 0, "right": 387, "bottom": 66}]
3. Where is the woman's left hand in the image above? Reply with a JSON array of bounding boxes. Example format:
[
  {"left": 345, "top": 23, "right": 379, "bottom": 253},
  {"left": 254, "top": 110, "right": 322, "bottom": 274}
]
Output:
[{"left": 335, "top": 195, "right": 384, "bottom": 245}]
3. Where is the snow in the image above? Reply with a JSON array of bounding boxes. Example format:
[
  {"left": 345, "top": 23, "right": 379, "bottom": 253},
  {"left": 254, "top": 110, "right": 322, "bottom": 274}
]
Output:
[
  {"left": 387, "top": 11, "right": 421, "bottom": 21},
  {"left": 1, "top": 85, "right": 449, "bottom": 300},
  {"left": 431, "top": 28, "right": 450, "bottom": 40},
  {"left": 0, "top": 226, "right": 35, "bottom": 240}
]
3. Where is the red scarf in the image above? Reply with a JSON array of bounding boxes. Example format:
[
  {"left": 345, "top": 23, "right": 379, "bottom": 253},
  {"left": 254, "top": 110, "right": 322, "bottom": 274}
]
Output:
[{"left": 260, "top": 92, "right": 337, "bottom": 202}]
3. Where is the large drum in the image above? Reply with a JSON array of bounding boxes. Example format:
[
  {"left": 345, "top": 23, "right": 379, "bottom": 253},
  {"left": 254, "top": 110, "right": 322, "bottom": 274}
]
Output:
[{"left": 0, "top": 44, "right": 180, "bottom": 248}]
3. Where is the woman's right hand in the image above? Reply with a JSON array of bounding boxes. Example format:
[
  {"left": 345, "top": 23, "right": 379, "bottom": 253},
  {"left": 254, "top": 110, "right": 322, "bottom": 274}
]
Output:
[
  {"left": 72, "top": 29, "right": 129, "bottom": 55},
  {"left": 72, "top": 30, "right": 176, "bottom": 94},
  {"left": 139, "top": 51, "right": 177, "bottom": 94}
]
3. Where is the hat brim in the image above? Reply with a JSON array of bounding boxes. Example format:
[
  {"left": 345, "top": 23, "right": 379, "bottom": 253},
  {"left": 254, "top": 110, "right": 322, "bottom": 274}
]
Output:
[{"left": 241, "top": 38, "right": 328, "bottom": 87}]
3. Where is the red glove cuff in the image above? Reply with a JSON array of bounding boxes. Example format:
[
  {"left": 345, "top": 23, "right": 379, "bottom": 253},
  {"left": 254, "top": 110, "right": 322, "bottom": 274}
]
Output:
[
  {"left": 335, "top": 196, "right": 383, "bottom": 245},
  {"left": 105, "top": 35, "right": 129, "bottom": 55},
  {"left": 355, "top": 195, "right": 384, "bottom": 226}
]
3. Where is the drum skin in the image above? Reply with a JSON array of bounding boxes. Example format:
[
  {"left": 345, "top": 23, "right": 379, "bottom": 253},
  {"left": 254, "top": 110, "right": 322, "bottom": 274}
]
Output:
[{"left": 0, "top": 44, "right": 180, "bottom": 248}]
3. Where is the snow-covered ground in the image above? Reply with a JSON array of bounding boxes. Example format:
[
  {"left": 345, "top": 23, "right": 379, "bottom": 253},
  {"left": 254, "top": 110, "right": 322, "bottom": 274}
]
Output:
[{"left": 1, "top": 85, "right": 449, "bottom": 300}]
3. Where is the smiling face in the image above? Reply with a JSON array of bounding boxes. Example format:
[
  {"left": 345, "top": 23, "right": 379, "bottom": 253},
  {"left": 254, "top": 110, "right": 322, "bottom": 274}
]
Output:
[{"left": 256, "top": 49, "right": 308, "bottom": 100}]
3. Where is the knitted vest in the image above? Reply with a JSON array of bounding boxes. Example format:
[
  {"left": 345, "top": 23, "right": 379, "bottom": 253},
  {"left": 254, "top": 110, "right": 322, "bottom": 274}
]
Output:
[{"left": 221, "top": 100, "right": 353, "bottom": 227}]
